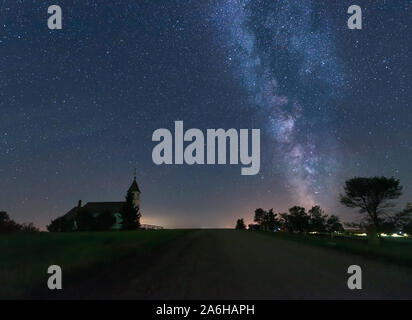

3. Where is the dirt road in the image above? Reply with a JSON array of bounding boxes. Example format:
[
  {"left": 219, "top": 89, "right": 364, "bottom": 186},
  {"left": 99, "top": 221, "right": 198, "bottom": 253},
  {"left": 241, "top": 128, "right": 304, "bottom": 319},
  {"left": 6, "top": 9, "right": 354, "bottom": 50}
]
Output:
[{"left": 54, "top": 230, "right": 412, "bottom": 299}]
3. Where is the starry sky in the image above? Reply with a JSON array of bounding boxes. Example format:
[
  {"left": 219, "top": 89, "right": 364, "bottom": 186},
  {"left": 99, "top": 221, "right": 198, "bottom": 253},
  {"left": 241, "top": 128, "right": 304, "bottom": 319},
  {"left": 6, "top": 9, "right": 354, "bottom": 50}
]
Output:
[{"left": 0, "top": 1, "right": 411, "bottom": 229}]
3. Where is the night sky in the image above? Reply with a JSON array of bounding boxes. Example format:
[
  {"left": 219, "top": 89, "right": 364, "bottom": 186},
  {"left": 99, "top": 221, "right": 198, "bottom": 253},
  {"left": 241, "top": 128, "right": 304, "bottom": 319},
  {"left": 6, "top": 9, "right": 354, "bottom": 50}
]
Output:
[{"left": 1, "top": 1, "right": 411, "bottom": 229}]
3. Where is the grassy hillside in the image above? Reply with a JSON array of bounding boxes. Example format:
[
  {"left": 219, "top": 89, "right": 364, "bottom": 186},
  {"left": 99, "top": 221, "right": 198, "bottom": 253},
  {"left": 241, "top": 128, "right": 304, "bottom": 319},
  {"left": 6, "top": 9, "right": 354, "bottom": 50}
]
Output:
[
  {"left": 0, "top": 229, "right": 189, "bottom": 299},
  {"left": 262, "top": 231, "right": 412, "bottom": 267}
]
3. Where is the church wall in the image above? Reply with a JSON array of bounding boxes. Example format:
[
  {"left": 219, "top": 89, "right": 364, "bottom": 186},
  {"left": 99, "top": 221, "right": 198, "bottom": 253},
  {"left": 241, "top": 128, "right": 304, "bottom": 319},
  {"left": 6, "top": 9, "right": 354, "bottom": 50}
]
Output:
[{"left": 111, "top": 212, "right": 123, "bottom": 230}]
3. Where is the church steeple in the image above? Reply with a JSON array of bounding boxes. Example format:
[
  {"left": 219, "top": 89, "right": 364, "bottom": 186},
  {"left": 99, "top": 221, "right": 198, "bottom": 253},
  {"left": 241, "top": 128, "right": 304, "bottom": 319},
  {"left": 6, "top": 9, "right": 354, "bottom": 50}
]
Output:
[{"left": 128, "top": 169, "right": 141, "bottom": 208}]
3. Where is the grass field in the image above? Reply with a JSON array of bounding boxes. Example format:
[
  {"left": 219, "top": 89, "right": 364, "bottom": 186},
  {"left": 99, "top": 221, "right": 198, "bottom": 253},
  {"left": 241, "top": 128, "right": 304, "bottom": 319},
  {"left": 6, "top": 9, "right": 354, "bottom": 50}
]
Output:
[
  {"left": 264, "top": 232, "right": 412, "bottom": 267},
  {"left": 0, "top": 229, "right": 189, "bottom": 299}
]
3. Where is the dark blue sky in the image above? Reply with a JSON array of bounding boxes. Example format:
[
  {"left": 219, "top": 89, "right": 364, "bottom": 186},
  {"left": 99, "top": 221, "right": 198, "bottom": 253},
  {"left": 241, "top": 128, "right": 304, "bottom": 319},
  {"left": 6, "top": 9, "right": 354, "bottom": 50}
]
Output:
[{"left": 1, "top": 1, "right": 411, "bottom": 229}]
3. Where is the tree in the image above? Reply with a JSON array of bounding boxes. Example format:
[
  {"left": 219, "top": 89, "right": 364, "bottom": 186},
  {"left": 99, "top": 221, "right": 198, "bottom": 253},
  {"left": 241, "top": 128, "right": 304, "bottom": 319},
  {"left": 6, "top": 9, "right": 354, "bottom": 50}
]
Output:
[
  {"left": 340, "top": 176, "right": 402, "bottom": 243},
  {"left": 47, "top": 216, "right": 74, "bottom": 232},
  {"left": 121, "top": 191, "right": 141, "bottom": 230},
  {"left": 248, "top": 224, "right": 260, "bottom": 231},
  {"left": 253, "top": 208, "right": 265, "bottom": 226},
  {"left": 0, "top": 211, "right": 10, "bottom": 226},
  {"left": 402, "top": 208, "right": 412, "bottom": 234},
  {"left": 326, "top": 215, "right": 344, "bottom": 233},
  {"left": 0, "top": 211, "right": 39, "bottom": 233},
  {"left": 47, "top": 218, "right": 60, "bottom": 232},
  {"left": 383, "top": 203, "right": 412, "bottom": 234},
  {"left": 20, "top": 223, "right": 39, "bottom": 233},
  {"left": 286, "top": 206, "right": 310, "bottom": 233},
  {"left": 263, "top": 209, "right": 278, "bottom": 231},
  {"left": 0, "top": 211, "right": 21, "bottom": 233},
  {"left": 308, "top": 205, "right": 327, "bottom": 232},
  {"left": 95, "top": 210, "right": 116, "bottom": 231},
  {"left": 235, "top": 218, "right": 246, "bottom": 230},
  {"left": 253, "top": 208, "right": 279, "bottom": 231},
  {"left": 393, "top": 203, "right": 412, "bottom": 231}
]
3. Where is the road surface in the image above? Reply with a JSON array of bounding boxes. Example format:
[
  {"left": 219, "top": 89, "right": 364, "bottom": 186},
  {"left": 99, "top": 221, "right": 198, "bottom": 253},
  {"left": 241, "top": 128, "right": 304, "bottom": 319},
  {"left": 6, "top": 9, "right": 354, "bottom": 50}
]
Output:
[{"left": 53, "top": 230, "right": 412, "bottom": 299}]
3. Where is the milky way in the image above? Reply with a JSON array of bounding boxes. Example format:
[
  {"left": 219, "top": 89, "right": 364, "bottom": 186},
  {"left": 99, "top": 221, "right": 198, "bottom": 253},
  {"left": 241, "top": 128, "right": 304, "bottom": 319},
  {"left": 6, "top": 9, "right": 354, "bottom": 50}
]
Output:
[{"left": 212, "top": 0, "right": 346, "bottom": 206}]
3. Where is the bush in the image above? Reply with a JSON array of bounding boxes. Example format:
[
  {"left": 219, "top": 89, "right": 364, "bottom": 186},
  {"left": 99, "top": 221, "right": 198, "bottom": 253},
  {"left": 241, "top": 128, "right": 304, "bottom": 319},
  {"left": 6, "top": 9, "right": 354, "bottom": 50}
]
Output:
[{"left": 0, "top": 211, "right": 38, "bottom": 233}]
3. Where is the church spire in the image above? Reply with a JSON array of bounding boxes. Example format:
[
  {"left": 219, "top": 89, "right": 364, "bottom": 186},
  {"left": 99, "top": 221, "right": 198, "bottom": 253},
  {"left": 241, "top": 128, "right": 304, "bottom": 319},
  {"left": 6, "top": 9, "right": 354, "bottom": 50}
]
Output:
[
  {"left": 128, "top": 169, "right": 141, "bottom": 208},
  {"left": 128, "top": 169, "right": 141, "bottom": 193}
]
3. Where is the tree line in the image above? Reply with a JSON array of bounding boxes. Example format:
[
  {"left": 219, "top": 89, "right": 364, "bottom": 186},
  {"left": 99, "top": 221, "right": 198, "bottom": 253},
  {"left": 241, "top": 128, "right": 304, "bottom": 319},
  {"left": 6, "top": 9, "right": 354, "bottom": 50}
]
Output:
[
  {"left": 236, "top": 205, "right": 344, "bottom": 233},
  {"left": 236, "top": 176, "right": 412, "bottom": 244},
  {"left": 0, "top": 211, "right": 39, "bottom": 233}
]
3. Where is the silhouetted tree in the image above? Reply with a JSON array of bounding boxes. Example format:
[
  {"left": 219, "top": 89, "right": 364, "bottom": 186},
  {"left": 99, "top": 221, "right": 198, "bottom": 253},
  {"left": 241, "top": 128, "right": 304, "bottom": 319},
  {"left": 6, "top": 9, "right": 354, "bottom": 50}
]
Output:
[
  {"left": 340, "top": 176, "right": 402, "bottom": 243},
  {"left": 95, "top": 210, "right": 116, "bottom": 231},
  {"left": 401, "top": 203, "right": 412, "bottom": 234},
  {"left": 121, "top": 191, "right": 141, "bottom": 230},
  {"left": 47, "top": 218, "right": 59, "bottom": 232},
  {"left": 0, "top": 211, "right": 9, "bottom": 226},
  {"left": 248, "top": 224, "right": 260, "bottom": 231},
  {"left": 391, "top": 203, "right": 412, "bottom": 232},
  {"left": 326, "top": 215, "right": 344, "bottom": 233},
  {"left": 253, "top": 208, "right": 279, "bottom": 231},
  {"left": 379, "top": 219, "right": 397, "bottom": 234},
  {"left": 276, "top": 212, "right": 286, "bottom": 231},
  {"left": 378, "top": 203, "right": 412, "bottom": 234},
  {"left": 0, "top": 211, "right": 39, "bottom": 233},
  {"left": 308, "top": 205, "right": 327, "bottom": 232},
  {"left": 253, "top": 208, "right": 265, "bottom": 226},
  {"left": 285, "top": 206, "right": 310, "bottom": 233},
  {"left": 47, "top": 216, "right": 74, "bottom": 232},
  {"left": 263, "top": 209, "right": 278, "bottom": 231},
  {"left": 235, "top": 218, "right": 246, "bottom": 230},
  {"left": 0, "top": 211, "right": 21, "bottom": 232},
  {"left": 20, "top": 223, "right": 39, "bottom": 233},
  {"left": 403, "top": 219, "right": 412, "bottom": 234}
]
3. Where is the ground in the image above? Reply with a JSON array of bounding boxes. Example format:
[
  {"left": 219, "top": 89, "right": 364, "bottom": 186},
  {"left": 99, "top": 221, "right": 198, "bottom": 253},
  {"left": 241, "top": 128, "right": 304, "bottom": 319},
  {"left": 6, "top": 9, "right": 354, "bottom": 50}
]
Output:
[{"left": 2, "top": 229, "right": 412, "bottom": 299}]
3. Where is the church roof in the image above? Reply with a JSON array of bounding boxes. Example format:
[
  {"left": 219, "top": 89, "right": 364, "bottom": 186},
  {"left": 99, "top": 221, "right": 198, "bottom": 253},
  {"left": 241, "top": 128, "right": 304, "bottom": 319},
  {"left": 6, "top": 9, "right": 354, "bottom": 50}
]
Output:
[
  {"left": 62, "top": 202, "right": 125, "bottom": 219},
  {"left": 63, "top": 207, "right": 79, "bottom": 219},
  {"left": 128, "top": 179, "right": 141, "bottom": 193},
  {"left": 83, "top": 202, "right": 124, "bottom": 213}
]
